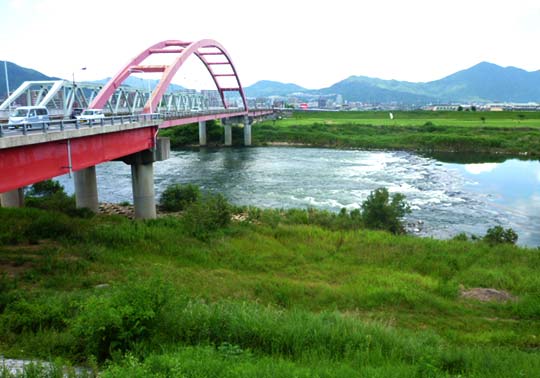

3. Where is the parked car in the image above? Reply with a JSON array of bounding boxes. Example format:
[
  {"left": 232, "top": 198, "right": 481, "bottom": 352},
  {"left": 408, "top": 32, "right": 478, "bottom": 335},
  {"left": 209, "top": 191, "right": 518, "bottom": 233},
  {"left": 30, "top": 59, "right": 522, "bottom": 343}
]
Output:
[
  {"left": 76, "top": 109, "right": 105, "bottom": 123},
  {"left": 70, "top": 107, "right": 84, "bottom": 119},
  {"left": 8, "top": 106, "right": 50, "bottom": 129}
]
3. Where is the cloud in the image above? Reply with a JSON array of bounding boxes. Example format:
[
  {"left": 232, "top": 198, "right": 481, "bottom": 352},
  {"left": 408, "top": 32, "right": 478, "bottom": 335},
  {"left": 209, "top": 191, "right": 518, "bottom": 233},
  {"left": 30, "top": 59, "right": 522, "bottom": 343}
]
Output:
[{"left": 464, "top": 163, "right": 498, "bottom": 175}]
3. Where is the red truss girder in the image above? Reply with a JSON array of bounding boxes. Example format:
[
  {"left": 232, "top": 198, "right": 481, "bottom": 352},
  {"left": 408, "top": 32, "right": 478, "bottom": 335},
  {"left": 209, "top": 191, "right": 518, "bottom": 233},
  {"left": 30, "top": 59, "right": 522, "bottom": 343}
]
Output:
[
  {"left": 0, "top": 127, "right": 156, "bottom": 193},
  {"left": 89, "top": 39, "right": 248, "bottom": 114}
]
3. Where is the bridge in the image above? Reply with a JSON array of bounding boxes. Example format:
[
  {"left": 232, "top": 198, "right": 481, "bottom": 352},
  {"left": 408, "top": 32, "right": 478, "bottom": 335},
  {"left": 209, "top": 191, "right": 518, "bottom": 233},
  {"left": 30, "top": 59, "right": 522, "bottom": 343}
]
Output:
[{"left": 0, "top": 39, "right": 275, "bottom": 218}]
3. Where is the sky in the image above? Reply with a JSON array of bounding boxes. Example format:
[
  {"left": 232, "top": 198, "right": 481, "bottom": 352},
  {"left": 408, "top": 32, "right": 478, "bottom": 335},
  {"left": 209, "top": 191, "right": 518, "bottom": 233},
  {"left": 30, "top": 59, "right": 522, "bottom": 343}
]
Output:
[{"left": 1, "top": 0, "right": 539, "bottom": 90}]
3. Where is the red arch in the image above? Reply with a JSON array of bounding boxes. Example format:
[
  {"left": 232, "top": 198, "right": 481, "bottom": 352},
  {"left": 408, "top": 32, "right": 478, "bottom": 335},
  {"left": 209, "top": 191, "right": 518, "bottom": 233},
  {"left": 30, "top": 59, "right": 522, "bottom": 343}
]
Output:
[{"left": 89, "top": 39, "right": 248, "bottom": 113}]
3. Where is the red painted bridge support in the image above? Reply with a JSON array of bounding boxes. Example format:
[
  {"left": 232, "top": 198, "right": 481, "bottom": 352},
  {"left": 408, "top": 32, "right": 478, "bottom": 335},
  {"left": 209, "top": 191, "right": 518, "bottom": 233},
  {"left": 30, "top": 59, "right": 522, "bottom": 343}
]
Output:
[{"left": 0, "top": 128, "right": 170, "bottom": 219}]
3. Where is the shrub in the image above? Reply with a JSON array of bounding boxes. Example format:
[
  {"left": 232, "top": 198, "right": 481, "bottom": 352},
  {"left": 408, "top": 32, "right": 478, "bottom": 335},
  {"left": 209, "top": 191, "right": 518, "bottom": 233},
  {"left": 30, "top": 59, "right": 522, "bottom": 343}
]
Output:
[
  {"left": 483, "top": 226, "right": 518, "bottom": 245},
  {"left": 24, "top": 180, "right": 80, "bottom": 216},
  {"left": 71, "top": 279, "right": 171, "bottom": 362},
  {"left": 26, "top": 180, "right": 64, "bottom": 197},
  {"left": 182, "top": 193, "right": 231, "bottom": 240},
  {"left": 159, "top": 184, "right": 201, "bottom": 212},
  {"left": 452, "top": 232, "right": 469, "bottom": 241},
  {"left": 361, "top": 188, "right": 411, "bottom": 234}
]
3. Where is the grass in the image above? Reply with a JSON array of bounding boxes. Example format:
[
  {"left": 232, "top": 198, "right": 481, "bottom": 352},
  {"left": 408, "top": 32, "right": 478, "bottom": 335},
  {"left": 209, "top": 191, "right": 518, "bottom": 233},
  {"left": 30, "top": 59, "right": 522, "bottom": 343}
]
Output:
[
  {"left": 1, "top": 205, "right": 540, "bottom": 376},
  {"left": 157, "top": 110, "right": 540, "bottom": 156},
  {"left": 251, "top": 111, "right": 540, "bottom": 156},
  {"left": 155, "top": 110, "right": 540, "bottom": 155}
]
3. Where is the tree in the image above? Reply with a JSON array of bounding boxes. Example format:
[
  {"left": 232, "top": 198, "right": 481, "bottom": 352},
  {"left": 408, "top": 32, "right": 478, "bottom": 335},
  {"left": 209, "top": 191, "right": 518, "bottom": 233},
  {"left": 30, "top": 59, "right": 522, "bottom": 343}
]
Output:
[
  {"left": 26, "top": 179, "right": 64, "bottom": 197},
  {"left": 484, "top": 226, "right": 518, "bottom": 245},
  {"left": 361, "top": 188, "right": 411, "bottom": 234}
]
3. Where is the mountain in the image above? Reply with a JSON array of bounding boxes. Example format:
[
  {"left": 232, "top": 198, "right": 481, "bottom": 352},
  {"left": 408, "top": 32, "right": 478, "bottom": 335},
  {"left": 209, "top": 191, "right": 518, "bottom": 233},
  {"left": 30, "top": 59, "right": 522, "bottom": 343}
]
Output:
[
  {"left": 418, "top": 62, "right": 540, "bottom": 103},
  {"left": 0, "top": 61, "right": 59, "bottom": 98},
  {"left": 244, "top": 63, "right": 540, "bottom": 104},
  {"left": 3, "top": 61, "right": 540, "bottom": 105},
  {"left": 318, "top": 76, "right": 437, "bottom": 104},
  {"left": 244, "top": 80, "right": 307, "bottom": 97}
]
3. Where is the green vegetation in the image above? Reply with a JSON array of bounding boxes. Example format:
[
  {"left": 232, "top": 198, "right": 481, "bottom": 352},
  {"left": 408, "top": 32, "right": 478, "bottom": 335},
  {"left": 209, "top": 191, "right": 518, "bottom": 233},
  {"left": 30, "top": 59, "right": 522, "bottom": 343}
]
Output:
[
  {"left": 252, "top": 111, "right": 540, "bottom": 156},
  {"left": 156, "top": 111, "right": 540, "bottom": 156},
  {"left": 159, "top": 120, "right": 245, "bottom": 148},
  {"left": 361, "top": 187, "right": 411, "bottom": 234},
  {"left": 1, "top": 185, "right": 539, "bottom": 376},
  {"left": 159, "top": 183, "right": 201, "bottom": 212},
  {"left": 484, "top": 226, "right": 519, "bottom": 245}
]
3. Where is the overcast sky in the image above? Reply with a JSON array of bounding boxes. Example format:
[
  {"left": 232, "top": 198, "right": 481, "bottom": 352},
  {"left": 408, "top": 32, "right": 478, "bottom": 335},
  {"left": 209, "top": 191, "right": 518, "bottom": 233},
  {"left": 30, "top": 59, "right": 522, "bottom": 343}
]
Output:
[{"left": 1, "top": 0, "right": 539, "bottom": 90}]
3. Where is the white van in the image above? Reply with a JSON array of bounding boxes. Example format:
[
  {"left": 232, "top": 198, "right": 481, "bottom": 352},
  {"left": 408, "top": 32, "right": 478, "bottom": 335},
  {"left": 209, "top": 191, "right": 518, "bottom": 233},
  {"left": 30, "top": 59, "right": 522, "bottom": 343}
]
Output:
[
  {"left": 8, "top": 106, "right": 50, "bottom": 129},
  {"left": 76, "top": 109, "right": 105, "bottom": 123}
]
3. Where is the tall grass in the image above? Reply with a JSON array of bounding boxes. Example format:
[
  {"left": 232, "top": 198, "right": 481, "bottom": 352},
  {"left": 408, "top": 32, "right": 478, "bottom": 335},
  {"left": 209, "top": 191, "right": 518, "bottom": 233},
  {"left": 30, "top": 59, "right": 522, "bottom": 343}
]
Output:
[
  {"left": 1, "top": 206, "right": 539, "bottom": 376},
  {"left": 251, "top": 111, "right": 540, "bottom": 156}
]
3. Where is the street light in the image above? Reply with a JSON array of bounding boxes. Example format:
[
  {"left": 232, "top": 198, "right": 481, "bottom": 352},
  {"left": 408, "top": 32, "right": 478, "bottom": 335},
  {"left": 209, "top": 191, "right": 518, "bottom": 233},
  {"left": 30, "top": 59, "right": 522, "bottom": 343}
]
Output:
[
  {"left": 129, "top": 68, "right": 152, "bottom": 113},
  {"left": 72, "top": 67, "right": 87, "bottom": 108},
  {"left": 72, "top": 67, "right": 87, "bottom": 88}
]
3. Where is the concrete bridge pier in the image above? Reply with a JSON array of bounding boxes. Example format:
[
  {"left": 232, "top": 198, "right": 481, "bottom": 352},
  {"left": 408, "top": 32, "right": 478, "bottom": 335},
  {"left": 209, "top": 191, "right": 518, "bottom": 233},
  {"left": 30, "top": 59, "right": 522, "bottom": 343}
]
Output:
[
  {"left": 198, "top": 120, "right": 207, "bottom": 146},
  {"left": 120, "top": 137, "right": 170, "bottom": 219},
  {"left": 131, "top": 163, "right": 156, "bottom": 219},
  {"left": 244, "top": 115, "right": 252, "bottom": 146},
  {"left": 223, "top": 119, "right": 232, "bottom": 146},
  {"left": 0, "top": 188, "right": 24, "bottom": 208},
  {"left": 74, "top": 166, "right": 99, "bottom": 212}
]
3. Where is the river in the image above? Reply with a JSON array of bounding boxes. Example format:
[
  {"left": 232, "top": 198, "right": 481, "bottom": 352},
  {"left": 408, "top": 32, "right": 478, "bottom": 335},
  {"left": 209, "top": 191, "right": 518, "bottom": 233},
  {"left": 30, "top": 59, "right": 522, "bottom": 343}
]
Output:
[{"left": 56, "top": 147, "right": 540, "bottom": 247}]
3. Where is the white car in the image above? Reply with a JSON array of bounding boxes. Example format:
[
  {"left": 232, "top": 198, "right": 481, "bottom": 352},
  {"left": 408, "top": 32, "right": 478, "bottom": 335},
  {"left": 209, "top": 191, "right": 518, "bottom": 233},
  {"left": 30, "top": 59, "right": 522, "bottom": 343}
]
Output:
[
  {"left": 8, "top": 106, "right": 50, "bottom": 129},
  {"left": 76, "top": 109, "right": 105, "bottom": 123}
]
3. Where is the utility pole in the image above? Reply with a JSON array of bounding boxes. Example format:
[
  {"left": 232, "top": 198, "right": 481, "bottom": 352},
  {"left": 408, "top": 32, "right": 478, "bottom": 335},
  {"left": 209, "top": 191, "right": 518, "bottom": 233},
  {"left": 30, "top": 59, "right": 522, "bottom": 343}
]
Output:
[{"left": 4, "top": 60, "right": 10, "bottom": 108}]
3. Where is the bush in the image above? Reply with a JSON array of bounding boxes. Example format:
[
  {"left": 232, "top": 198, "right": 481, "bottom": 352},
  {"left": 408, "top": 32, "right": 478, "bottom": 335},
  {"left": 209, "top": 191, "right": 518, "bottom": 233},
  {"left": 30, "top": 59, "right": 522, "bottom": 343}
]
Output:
[
  {"left": 26, "top": 180, "right": 64, "bottom": 197},
  {"left": 24, "top": 180, "right": 80, "bottom": 216},
  {"left": 483, "top": 226, "right": 518, "bottom": 245},
  {"left": 182, "top": 193, "right": 232, "bottom": 240},
  {"left": 361, "top": 188, "right": 411, "bottom": 234},
  {"left": 159, "top": 184, "right": 201, "bottom": 212},
  {"left": 71, "top": 279, "right": 171, "bottom": 362}
]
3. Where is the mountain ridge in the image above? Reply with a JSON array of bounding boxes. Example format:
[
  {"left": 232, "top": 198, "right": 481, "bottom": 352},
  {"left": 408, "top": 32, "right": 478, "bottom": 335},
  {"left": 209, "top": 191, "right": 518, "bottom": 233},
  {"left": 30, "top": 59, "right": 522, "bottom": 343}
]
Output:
[{"left": 2, "top": 61, "right": 540, "bottom": 104}]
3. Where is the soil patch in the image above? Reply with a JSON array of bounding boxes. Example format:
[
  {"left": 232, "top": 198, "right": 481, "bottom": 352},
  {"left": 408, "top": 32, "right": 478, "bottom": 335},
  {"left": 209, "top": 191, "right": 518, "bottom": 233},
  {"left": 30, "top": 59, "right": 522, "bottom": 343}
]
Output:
[{"left": 460, "top": 287, "right": 516, "bottom": 302}]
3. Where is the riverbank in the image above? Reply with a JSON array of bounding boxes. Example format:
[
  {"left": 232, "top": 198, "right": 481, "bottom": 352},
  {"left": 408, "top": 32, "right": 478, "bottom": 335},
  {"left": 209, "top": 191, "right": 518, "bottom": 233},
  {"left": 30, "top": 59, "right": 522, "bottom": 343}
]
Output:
[
  {"left": 253, "top": 111, "right": 540, "bottom": 156},
  {"left": 1, "top": 205, "right": 539, "bottom": 377},
  {"left": 158, "top": 110, "right": 540, "bottom": 157}
]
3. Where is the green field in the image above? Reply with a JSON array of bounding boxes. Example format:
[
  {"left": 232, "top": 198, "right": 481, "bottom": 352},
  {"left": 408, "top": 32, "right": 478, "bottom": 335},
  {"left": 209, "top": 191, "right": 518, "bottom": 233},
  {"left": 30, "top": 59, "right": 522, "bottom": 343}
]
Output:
[
  {"left": 251, "top": 111, "right": 540, "bottom": 156},
  {"left": 1, "top": 205, "right": 539, "bottom": 377},
  {"left": 158, "top": 111, "right": 540, "bottom": 156},
  {"left": 273, "top": 110, "right": 540, "bottom": 128}
]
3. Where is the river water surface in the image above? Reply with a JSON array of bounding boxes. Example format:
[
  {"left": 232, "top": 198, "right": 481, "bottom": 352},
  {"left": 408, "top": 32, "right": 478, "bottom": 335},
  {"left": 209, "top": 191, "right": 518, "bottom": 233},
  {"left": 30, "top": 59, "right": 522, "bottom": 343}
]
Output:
[{"left": 56, "top": 147, "right": 540, "bottom": 247}]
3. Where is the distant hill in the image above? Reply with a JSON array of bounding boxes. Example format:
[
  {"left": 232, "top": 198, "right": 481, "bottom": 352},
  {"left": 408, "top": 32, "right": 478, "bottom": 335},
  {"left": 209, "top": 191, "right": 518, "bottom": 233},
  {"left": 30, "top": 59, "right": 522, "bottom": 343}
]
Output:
[
  {"left": 244, "top": 80, "right": 307, "bottom": 97},
  {"left": 3, "top": 60, "right": 540, "bottom": 105},
  {"left": 0, "top": 61, "right": 186, "bottom": 100},
  {"left": 318, "top": 76, "right": 437, "bottom": 104},
  {"left": 246, "top": 62, "right": 540, "bottom": 104},
  {"left": 417, "top": 62, "right": 540, "bottom": 103},
  {"left": 0, "top": 61, "right": 59, "bottom": 98}
]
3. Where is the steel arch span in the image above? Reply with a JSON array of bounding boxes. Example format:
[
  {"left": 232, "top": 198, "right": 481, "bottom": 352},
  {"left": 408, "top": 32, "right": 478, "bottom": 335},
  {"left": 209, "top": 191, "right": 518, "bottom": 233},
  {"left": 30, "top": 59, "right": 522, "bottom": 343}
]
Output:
[{"left": 89, "top": 39, "right": 248, "bottom": 113}]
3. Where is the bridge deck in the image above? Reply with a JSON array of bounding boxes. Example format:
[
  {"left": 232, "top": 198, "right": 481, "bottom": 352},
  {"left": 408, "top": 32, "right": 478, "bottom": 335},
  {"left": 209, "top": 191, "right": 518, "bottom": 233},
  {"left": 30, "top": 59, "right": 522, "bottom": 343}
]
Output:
[{"left": 0, "top": 109, "right": 274, "bottom": 193}]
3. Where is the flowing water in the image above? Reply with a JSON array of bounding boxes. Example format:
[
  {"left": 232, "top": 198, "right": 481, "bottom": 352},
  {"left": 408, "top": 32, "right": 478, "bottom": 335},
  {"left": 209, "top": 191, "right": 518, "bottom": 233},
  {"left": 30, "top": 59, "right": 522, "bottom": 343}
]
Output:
[{"left": 56, "top": 147, "right": 540, "bottom": 247}]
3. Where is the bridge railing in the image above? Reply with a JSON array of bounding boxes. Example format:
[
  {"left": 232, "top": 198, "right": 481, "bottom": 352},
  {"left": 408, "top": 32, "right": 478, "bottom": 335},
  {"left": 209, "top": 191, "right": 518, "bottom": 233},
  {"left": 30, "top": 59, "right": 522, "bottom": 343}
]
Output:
[
  {"left": 160, "top": 108, "right": 247, "bottom": 120},
  {"left": 0, "top": 113, "right": 162, "bottom": 138}
]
